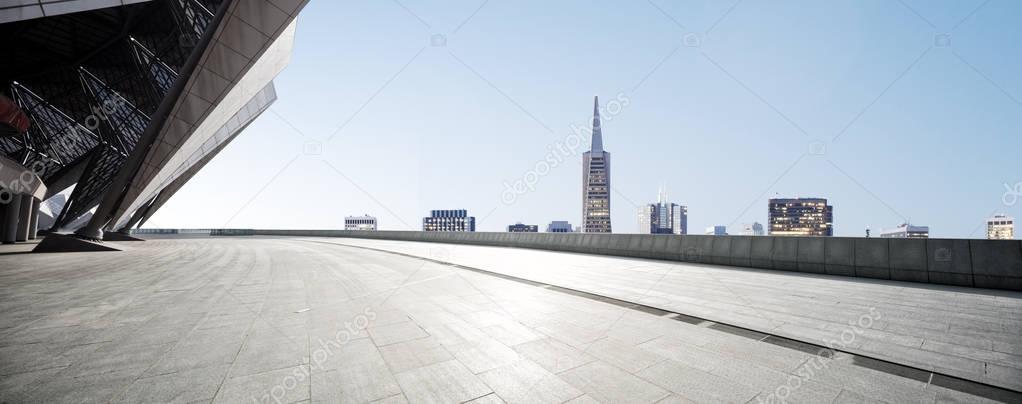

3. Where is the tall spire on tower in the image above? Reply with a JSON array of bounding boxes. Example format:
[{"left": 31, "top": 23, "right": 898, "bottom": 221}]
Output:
[{"left": 591, "top": 95, "right": 603, "bottom": 152}]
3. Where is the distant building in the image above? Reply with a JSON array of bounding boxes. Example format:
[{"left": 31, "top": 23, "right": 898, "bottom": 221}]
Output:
[
  {"left": 37, "top": 193, "right": 68, "bottom": 230},
  {"left": 344, "top": 215, "right": 377, "bottom": 231},
  {"left": 705, "top": 225, "right": 727, "bottom": 236},
  {"left": 547, "top": 221, "right": 575, "bottom": 233},
  {"left": 638, "top": 187, "right": 688, "bottom": 235},
  {"left": 987, "top": 215, "right": 1015, "bottom": 240},
  {"left": 768, "top": 197, "right": 833, "bottom": 236},
  {"left": 880, "top": 223, "right": 929, "bottom": 238},
  {"left": 737, "top": 222, "right": 765, "bottom": 236},
  {"left": 582, "top": 96, "right": 612, "bottom": 233},
  {"left": 507, "top": 223, "right": 538, "bottom": 232},
  {"left": 423, "top": 209, "right": 475, "bottom": 232}
]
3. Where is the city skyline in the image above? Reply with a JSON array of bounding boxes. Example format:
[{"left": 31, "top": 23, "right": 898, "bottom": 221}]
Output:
[
  {"left": 143, "top": 1, "right": 1021, "bottom": 239},
  {"left": 638, "top": 186, "right": 688, "bottom": 235}
]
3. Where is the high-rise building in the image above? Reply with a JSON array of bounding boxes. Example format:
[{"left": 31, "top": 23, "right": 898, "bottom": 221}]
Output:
[
  {"left": 768, "top": 197, "right": 833, "bottom": 236},
  {"left": 582, "top": 96, "right": 612, "bottom": 233},
  {"left": 423, "top": 209, "right": 475, "bottom": 232},
  {"left": 638, "top": 187, "right": 687, "bottom": 234},
  {"left": 705, "top": 225, "right": 728, "bottom": 236},
  {"left": 880, "top": 223, "right": 928, "bottom": 238},
  {"left": 737, "top": 222, "right": 765, "bottom": 236},
  {"left": 507, "top": 223, "right": 538, "bottom": 232},
  {"left": 547, "top": 221, "right": 575, "bottom": 233},
  {"left": 344, "top": 215, "right": 377, "bottom": 231},
  {"left": 987, "top": 215, "right": 1015, "bottom": 240}
]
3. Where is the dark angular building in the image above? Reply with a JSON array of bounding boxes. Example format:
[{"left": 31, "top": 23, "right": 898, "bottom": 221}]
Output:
[
  {"left": 423, "top": 209, "right": 475, "bottom": 232},
  {"left": 0, "top": 0, "right": 307, "bottom": 247}
]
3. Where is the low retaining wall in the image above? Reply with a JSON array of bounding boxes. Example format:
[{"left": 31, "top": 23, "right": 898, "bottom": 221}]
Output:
[{"left": 250, "top": 230, "right": 1022, "bottom": 292}]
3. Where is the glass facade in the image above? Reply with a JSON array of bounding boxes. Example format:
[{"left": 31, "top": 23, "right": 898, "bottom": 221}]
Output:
[
  {"left": 768, "top": 198, "right": 833, "bottom": 237},
  {"left": 423, "top": 209, "right": 475, "bottom": 232},
  {"left": 507, "top": 223, "right": 538, "bottom": 232}
]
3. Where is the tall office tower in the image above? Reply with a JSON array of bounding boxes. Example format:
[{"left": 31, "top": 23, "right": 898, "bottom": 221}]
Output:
[
  {"left": 507, "top": 223, "right": 539, "bottom": 232},
  {"left": 880, "top": 223, "right": 929, "bottom": 238},
  {"left": 547, "top": 221, "right": 575, "bottom": 233},
  {"left": 582, "top": 96, "right": 612, "bottom": 233},
  {"left": 987, "top": 215, "right": 1015, "bottom": 240},
  {"left": 768, "top": 197, "right": 834, "bottom": 236},
  {"left": 423, "top": 209, "right": 475, "bottom": 232},
  {"left": 672, "top": 205, "right": 688, "bottom": 235},
  {"left": 344, "top": 215, "right": 377, "bottom": 231},
  {"left": 737, "top": 222, "right": 765, "bottom": 236},
  {"left": 638, "top": 187, "right": 687, "bottom": 234}
]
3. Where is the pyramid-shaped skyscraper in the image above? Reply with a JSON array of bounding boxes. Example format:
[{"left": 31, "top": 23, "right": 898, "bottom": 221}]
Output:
[{"left": 582, "top": 96, "right": 612, "bottom": 233}]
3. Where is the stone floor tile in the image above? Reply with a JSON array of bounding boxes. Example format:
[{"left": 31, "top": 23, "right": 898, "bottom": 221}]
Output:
[
  {"left": 478, "top": 359, "right": 583, "bottom": 404},
  {"left": 368, "top": 321, "right": 429, "bottom": 347},
  {"left": 378, "top": 336, "right": 453, "bottom": 373},
  {"left": 560, "top": 361, "right": 669, "bottom": 404},
  {"left": 393, "top": 360, "right": 492, "bottom": 403}
]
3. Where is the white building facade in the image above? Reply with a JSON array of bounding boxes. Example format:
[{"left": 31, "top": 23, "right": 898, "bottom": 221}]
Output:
[
  {"left": 987, "top": 215, "right": 1015, "bottom": 240},
  {"left": 345, "top": 215, "right": 377, "bottom": 231}
]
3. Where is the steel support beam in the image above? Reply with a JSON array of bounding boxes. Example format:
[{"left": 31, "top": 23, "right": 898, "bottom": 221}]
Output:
[{"left": 28, "top": 197, "right": 40, "bottom": 239}]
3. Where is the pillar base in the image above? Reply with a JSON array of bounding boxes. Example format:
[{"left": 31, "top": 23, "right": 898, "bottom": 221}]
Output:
[
  {"left": 33, "top": 234, "right": 121, "bottom": 253},
  {"left": 73, "top": 227, "right": 104, "bottom": 241}
]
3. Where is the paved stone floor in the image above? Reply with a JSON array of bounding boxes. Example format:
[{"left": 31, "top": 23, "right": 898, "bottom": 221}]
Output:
[
  {"left": 0, "top": 237, "right": 1019, "bottom": 403},
  {"left": 323, "top": 238, "right": 1022, "bottom": 393}
]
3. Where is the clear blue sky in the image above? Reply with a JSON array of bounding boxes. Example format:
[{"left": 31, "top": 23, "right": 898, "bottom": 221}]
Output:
[{"left": 146, "top": 0, "right": 1022, "bottom": 238}]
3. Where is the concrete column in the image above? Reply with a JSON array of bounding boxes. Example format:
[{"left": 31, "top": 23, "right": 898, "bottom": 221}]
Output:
[
  {"left": 3, "top": 194, "right": 22, "bottom": 244},
  {"left": 0, "top": 202, "right": 7, "bottom": 243},
  {"left": 16, "top": 194, "right": 32, "bottom": 242},
  {"left": 28, "top": 197, "right": 40, "bottom": 240}
]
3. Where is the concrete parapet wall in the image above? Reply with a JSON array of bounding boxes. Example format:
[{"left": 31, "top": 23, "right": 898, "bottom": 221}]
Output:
[
  {"left": 969, "top": 240, "right": 1022, "bottom": 290},
  {"left": 797, "top": 237, "right": 825, "bottom": 274},
  {"left": 854, "top": 238, "right": 890, "bottom": 280},
  {"left": 248, "top": 230, "right": 1022, "bottom": 291},
  {"left": 925, "top": 238, "right": 973, "bottom": 287}
]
